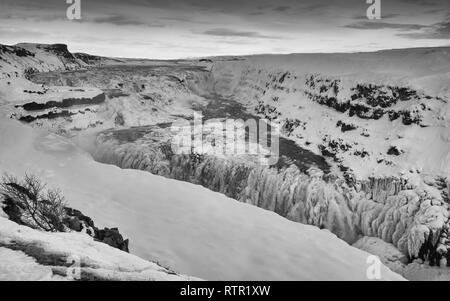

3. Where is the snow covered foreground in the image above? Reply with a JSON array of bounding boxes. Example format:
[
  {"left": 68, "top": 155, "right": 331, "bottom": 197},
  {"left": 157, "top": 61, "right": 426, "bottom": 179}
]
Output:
[
  {"left": 0, "top": 217, "right": 198, "bottom": 281},
  {"left": 0, "top": 118, "right": 403, "bottom": 280}
]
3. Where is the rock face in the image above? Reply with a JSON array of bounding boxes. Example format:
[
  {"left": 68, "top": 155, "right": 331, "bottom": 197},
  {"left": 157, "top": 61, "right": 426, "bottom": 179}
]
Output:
[
  {"left": 0, "top": 45, "right": 35, "bottom": 58},
  {"left": 18, "top": 93, "right": 106, "bottom": 111},
  {"left": 39, "top": 44, "right": 74, "bottom": 60},
  {"left": 1, "top": 196, "right": 24, "bottom": 226},
  {"left": 63, "top": 207, "right": 130, "bottom": 252},
  {"left": 94, "top": 228, "right": 129, "bottom": 253}
]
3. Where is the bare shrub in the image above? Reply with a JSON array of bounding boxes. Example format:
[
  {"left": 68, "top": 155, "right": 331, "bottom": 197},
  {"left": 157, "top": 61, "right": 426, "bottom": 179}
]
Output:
[{"left": 0, "top": 173, "right": 66, "bottom": 232}]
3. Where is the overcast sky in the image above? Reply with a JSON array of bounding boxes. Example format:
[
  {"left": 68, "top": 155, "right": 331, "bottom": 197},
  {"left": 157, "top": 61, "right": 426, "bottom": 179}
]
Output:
[{"left": 0, "top": 0, "right": 449, "bottom": 58}]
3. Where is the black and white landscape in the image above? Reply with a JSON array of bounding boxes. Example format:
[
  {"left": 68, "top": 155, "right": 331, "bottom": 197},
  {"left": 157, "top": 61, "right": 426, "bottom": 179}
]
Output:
[{"left": 0, "top": 0, "right": 450, "bottom": 282}]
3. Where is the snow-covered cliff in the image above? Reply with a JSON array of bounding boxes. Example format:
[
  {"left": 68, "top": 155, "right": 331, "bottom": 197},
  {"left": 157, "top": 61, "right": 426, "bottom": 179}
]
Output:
[{"left": 209, "top": 49, "right": 450, "bottom": 180}]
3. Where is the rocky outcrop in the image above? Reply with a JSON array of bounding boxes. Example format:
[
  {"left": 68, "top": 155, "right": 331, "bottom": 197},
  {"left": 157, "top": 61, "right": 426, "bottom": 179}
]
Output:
[
  {"left": 387, "top": 146, "right": 402, "bottom": 156},
  {"left": 19, "top": 110, "right": 77, "bottom": 123},
  {"left": 73, "top": 52, "right": 103, "bottom": 65},
  {"left": 37, "top": 44, "right": 74, "bottom": 60},
  {"left": 336, "top": 120, "right": 358, "bottom": 132},
  {"left": 64, "top": 206, "right": 129, "bottom": 252},
  {"left": 1, "top": 196, "right": 130, "bottom": 253},
  {"left": 17, "top": 93, "right": 105, "bottom": 111},
  {"left": 304, "top": 74, "right": 433, "bottom": 126},
  {"left": 0, "top": 45, "right": 35, "bottom": 58}
]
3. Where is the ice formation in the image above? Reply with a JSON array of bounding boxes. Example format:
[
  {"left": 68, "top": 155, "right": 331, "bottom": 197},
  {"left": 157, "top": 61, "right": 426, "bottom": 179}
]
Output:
[{"left": 90, "top": 129, "right": 449, "bottom": 262}]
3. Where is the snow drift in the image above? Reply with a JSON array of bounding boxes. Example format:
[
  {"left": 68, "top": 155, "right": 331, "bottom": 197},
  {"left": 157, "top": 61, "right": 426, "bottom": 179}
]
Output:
[{"left": 0, "top": 216, "right": 198, "bottom": 281}]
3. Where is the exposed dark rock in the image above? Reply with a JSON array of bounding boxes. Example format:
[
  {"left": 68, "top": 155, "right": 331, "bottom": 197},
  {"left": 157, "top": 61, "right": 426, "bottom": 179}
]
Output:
[
  {"left": 353, "top": 149, "right": 369, "bottom": 158},
  {"left": 95, "top": 228, "right": 129, "bottom": 252},
  {"left": 18, "top": 93, "right": 105, "bottom": 111},
  {"left": 24, "top": 67, "right": 39, "bottom": 80},
  {"left": 114, "top": 112, "right": 125, "bottom": 126},
  {"left": 23, "top": 89, "right": 46, "bottom": 95},
  {"left": 63, "top": 206, "right": 129, "bottom": 253},
  {"left": 278, "top": 72, "right": 289, "bottom": 84},
  {"left": 282, "top": 118, "right": 302, "bottom": 136},
  {"left": 418, "top": 233, "right": 441, "bottom": 266},
  {"left": 38, "top": 44, "right": 74, "bottom": 60},
  {"left": 0, "top": 45, "right": 35, "bottom": 57},
  {"left": 19, "top": 110, "right": 76, "bottom": 123},
  {"left": 64, "top": 207, "right": 95, "bottom": 228},
  {"left": 387, "top": 146, "right": 402, "bottom": 156},
  {"left": 73, "top": 52, "right": 102, "bottom": 65},
  {"left": 318, "top": 144, "right": 337, "bottom": 159},
  {"left": 336, "top": 120, "right": 357, "bottom": 132},
  {"left": 1, "top": 196, "right": 26, "bottom": 226},
  {"left": 254, "top": 100, "right": 282, "bottom": 120},
  {"left": 304, "top": 75, "right": 428, "bottom": 125},
  {"left": 400, "top": 110, "right": 422, "bottom": 125}
]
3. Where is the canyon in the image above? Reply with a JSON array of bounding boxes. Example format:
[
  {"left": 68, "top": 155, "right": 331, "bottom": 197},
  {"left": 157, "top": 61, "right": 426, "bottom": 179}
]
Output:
[{"left": 1, "top": 43, "right": 450, "bottom": 280}]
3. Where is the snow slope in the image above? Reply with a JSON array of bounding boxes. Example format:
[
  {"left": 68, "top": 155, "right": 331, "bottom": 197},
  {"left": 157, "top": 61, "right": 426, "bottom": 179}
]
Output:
[
  {"left": 0, "top": 217, "right": 198, "bottom": 281},
  {"left": 0, "top": 118, "right": 403, "bottom": 280}
]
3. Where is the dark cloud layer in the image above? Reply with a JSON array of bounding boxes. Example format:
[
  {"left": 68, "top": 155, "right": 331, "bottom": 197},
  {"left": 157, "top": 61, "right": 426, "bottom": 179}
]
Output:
[
  {"left": 398, "top": 21, "right": 450, "bottom": 39},
  {"left": 202, "top": 28, "right": 283, "bottom": 39},
  {"left": 89, "top": 15, "right": 165, "bottom": 27},
  {"left": 344, "top": 22, "right": 428, "bottom": 31},
  {"left": 0, "top": 0, "right": 449, "bottom": 58}
]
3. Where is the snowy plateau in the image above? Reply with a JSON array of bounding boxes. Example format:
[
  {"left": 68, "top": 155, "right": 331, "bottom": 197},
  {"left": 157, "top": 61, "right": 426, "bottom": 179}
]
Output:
[{"left": 0, "top": 42, "right": 450, "bottom": 281}]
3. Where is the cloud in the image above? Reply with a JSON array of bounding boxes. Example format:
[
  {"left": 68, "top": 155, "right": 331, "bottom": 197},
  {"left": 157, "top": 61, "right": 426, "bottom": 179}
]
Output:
[
  {"left": 352, "top": 13, "right": 400, "bottom": 20},
  {"left": 398, "top": 21, "right": 450, "bottom": 39},
  {"left": 201, "top": 28, "right": 284, "bottom": 39},
  {"left": 273, "top": 6, "right": 290, "bottom": 12},
  {"left": 344, "top": 21, "right": 428, "bottom": 31},
  {"left": 0, "top": 26, "right": 47, "bottom": 39},
  {"left": 400, "top": 0, "right": 438, "bottom": 6},
  {"left": 344, "top": 10, "right": 450, "bottom": 40},
  {"left": 299, "top": 3, "right": 328, "bottom": 11},
  {"left": 158, "top": 15, "right": 212, "bottom": 25},
  {"left": 89, "top": 15, "right": 165, "bottom": 27}
]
